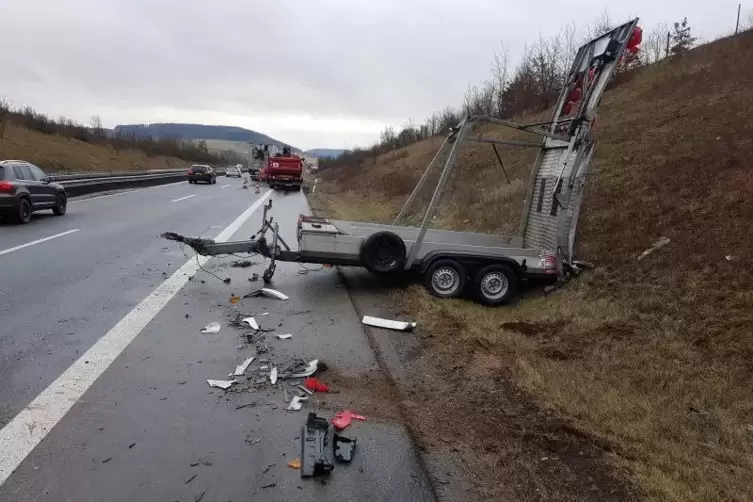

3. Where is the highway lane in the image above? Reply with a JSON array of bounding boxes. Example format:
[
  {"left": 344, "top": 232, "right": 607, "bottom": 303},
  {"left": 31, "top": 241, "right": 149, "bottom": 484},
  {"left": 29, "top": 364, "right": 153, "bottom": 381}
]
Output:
[
  {"left": 0, "top": 178, "right": 264, "bottom": 428},
  {"left": 0, "top": 187, "right": 435, "bottom": 501}
]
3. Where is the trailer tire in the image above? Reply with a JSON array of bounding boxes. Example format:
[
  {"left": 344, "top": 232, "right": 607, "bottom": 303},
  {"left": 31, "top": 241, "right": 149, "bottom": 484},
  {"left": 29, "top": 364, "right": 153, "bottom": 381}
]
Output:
[
  {"left": 424, "top": 259, "right": 466, "bottom": 299},
  {"left": 472, "top": 264, "right": 518, "bottom": 306},
  {"left": 360, "top": 231, "right": 406, "bottom": 275}
]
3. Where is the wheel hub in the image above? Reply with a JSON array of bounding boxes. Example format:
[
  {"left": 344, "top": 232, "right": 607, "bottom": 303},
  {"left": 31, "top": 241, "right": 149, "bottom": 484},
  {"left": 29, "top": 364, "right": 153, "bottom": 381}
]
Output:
[
  {"left": 432, "top": 267, "right": 459, "bottom": 294},
  {"left": 481, "top": 272, "right": 508, "bottom": 299}
]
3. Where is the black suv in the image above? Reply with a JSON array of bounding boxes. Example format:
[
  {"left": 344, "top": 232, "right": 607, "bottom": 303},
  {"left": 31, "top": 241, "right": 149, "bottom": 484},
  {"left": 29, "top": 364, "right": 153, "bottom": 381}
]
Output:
[
  {"left": 0, "top": 160, "right": 67, "bottom": 224},
  {"left": 187, "top": 165, "right": 217, "bottom": 184}
]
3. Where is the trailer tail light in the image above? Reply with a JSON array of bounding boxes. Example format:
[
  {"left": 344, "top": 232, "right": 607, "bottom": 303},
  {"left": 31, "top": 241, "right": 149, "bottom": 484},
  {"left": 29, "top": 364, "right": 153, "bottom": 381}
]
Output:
[
  {"left": 541, "top": 253, "right": 557, "bottom": 274},
  {"left": 0, "top": 181, "right": 14, "bottom": 192}
]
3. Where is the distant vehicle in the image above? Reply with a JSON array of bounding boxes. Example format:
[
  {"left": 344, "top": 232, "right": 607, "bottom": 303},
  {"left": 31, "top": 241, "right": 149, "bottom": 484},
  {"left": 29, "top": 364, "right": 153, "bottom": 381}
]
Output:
[
  {"left": 225, "top": 166, "right": 242, "bottom": 178},
  {"left": 0, "top": 160, "right": 67, "bottom": 224},
  {"left": 188, "top": 165, "right": 216, "bottom": 184}
]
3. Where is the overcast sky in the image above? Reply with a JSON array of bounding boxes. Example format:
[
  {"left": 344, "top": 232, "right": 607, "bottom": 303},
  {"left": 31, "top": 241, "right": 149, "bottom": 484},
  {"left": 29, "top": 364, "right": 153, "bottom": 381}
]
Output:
[{"left": 0, "top": 0, "right": 747, "bottom": 150}]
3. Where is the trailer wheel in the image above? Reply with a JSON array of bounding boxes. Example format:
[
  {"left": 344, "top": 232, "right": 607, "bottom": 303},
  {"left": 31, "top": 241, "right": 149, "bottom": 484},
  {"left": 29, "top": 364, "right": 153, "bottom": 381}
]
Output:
[
  {"left": 424, "top": 259, "right": 466, "bottom": 299},
  {"left": 472, "top": 264, "right": 518, "bottom": 306},
  {"left": 360, "top": 231, "right": 406, "bottom": 275}
]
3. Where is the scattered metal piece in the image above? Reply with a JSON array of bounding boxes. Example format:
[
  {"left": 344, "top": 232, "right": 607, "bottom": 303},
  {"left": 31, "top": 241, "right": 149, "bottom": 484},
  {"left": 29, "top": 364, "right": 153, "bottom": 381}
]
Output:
[
  {"left": 201, "top": 459, "right": 212, "bottom": 466},
  {"left": 102, "top": 457, "right": 112, "bottom": 463},
  {"left": 236, "top": 401, "right": 257, "bottom": 410},
  {"left": 260, "top": 365, "right": 269, "bottom": 370},
  {"left": 200, "top": 322, "right": 221, "bottom": 334},
  {"left": 362, "top": 315, "right": 416, "bottom": 331},
  {"left": 207, "top": 379, "right": 237, "bottom": 390},
  {"left": 333, "top": 434, "right": 357, "bottom": 463},
  {"left": 288, "top": 359, "right": 319, "bottom": 379},
  {"left": 190, "top": 462, "right": 200, "bottom": 467},
  {"left": 223, "top": 278, "right": 231, "bottom": 284},
  {"left": 129, "top": 442, "right": 136, "bottom": 449},
  {"left": 276, "top": 334, "right": 292, "bottom": 340},
  {"left": 300, "top": 412, "right": 334, "bottom": 477},
  {"left": 242, "top": 317, "right": 259, "bottom": 330},
  {"left": 262, "top": 312, "right": 269, "bottom": 316},
  {"left": 297, "top": 385, "right": 314, "bottom": 396},
  {"left": 638, "top": 237, "right": 670, "bottom": 261},
  {"left": 184, "top": 474, "right": 197, "bottom": 484},
  {"left": 246, "top": 438, "right": 261, "bottom": 445},
  {"left": 246, "top": 288, "right": 289, "bottom": 301},
  {"left": 195, "top": 491, "right": 206, "bottom": 502},
  {"left": 270, "top": 367, "right": 278, "bottom": 385},
  {"left": 234, "top": 357, "right": 255, "bottom": 376}
]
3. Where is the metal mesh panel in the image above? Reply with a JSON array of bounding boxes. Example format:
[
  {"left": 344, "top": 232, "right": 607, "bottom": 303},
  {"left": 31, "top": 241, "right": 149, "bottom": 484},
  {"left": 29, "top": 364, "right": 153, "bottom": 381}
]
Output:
[{"left": 523, "top": 148, "right": 564, "bottom": 250}]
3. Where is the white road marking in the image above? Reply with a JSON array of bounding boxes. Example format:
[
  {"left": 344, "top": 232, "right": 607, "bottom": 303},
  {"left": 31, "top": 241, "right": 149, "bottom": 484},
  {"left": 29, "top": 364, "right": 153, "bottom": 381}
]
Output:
[
  {"left": 0, "top": 229, "right": 81, "bottom": 257},
  {"left": 0, "top": 189, "right": 273, "bottom": 486},
  {"left": 220, "top": 184, "right": 231, "bottom": 188},
  {"left": 170, "top": 194, "right": 196, "bottom": 203},
  {"left": 69, "top": 181, "right": 185, "bottom": 204}
]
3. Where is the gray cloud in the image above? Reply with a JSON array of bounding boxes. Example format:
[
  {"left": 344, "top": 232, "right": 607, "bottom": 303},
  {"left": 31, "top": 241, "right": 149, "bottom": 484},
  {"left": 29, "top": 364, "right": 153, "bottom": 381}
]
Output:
[{"left": 0, "top": 0, "right": 743, "bottom": 149}]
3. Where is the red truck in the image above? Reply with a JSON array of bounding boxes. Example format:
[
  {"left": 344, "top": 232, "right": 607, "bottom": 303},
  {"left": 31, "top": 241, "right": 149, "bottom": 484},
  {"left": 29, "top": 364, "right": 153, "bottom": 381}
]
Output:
[{"left": 266, "top": 153, "right": 304, "bottom": 191}]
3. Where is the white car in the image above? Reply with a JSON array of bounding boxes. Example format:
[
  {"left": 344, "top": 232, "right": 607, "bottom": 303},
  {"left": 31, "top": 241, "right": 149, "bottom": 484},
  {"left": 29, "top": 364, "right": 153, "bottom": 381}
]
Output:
[{"left": 225, "top": 166, "right": 242, "bottom": 177}]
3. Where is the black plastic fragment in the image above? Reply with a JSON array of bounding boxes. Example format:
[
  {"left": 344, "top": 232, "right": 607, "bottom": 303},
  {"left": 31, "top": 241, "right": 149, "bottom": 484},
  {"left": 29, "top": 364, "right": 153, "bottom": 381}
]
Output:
[
  {"left": 333, "top": 433, "right": 356, "bottom": 463},
  {"left": 300, "top": 412, "right": 334, "bottom": 477}
]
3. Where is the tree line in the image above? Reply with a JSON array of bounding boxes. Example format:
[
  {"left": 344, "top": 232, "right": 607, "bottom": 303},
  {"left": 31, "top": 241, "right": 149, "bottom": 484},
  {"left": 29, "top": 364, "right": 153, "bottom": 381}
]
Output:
[{"left": 321, "top": 14, "right": 706, "bottom": 170}]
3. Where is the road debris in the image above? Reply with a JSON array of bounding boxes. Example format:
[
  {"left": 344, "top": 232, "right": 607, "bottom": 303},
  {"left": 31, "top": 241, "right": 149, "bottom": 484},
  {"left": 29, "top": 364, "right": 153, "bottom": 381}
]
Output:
[
  {"left": 270, "top": 367, "right": 278, "bottom": 385},
  {"left": 230, "top": 295, "right": 241, "bottom": 305},
  {"left": 200, "top": 322, "right": 221, "bottom": 334},
  {"left": 638, "top": 236, "right": 670, "bottom": 261},
  {"left": 333, "top": 434, "right": 356, "bottom": 463},
  {"left": 242, "top": 317, "right": 259, "bottom": 330},
  {"left": 287, "top": 396, "right": 307, "bottom": 411},
  {"left": 194, "top": 491, "right": 206, "bottom": 502},
  {"left": 231, "top": 260, "right": 253, "bottom": 268},
  {"left": 223, "top": 278, "right": 231, "bottom": 284},
  {"left": 301, "top": 412, "right": 334, "bottom": 477},
  {"left": 207, "top": 379, "right": 237, "bottom": 390},
  {"left": 304, "top": 377, "right": 329, "bottom": 393},
  {"left": 297, "top": 385, "right": 314, "bottom": 396},
  {"left": 102, "top": 457, "right": 112, "bottom": 463},
  {"left": 184, "top": 474, "right": 197, "bottom": 484},
  {"left": 287, "top": 359, "right": 319, "bottom": 378},
  {"left": 245, "top": 437, "right": 261, "bottom": 445},
  {"left": 276, "top": 334, "right": 292, "bottom": 340},
  {"left": 287, "top": 458, "right": 301, "bottom": 469},
  {"left": 236, "top": 401, "right": 257, "bottom": 410},
  {"left": 129, "top": 442, "right": 136, "bottom": 449},
  {"left": 233, "top": 357, "right": 255, "bottom": 376},
  {"left": 260, "top": 483, "right": 276, "bottom": 489},
  {"left": 331, "top": 410, "right": 366, "bottom": 431},
  {"left": 362, "top": 315, "right": 417, "bottom": 331},
  {"left": 245, "top": 288, "right": 289, "bottom": 301},
  {"left": 249, "top": 273, "right": 259, "bottom": 282}
]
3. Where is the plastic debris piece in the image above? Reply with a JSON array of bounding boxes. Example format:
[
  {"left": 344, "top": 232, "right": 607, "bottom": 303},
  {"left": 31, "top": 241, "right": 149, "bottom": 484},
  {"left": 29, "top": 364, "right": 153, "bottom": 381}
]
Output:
[
  {"left": 289, "top": 359, "right": 319, "bottom": 378},
  {"left": 304, "top": 377, "right": 329, "bottom": 393},
  {"left": 331, "top": 410, "right": 366, "bottom": 431},
  {"left": 230, "top": 295, "right": 241, "bottom": 305},
  {"left": 638, "top": 237, "right": 670, "bottom": 261},
  {"left": 261, "top": 312, "right": 269, "bottom": 316},
  {"left": 233, "top": 357, "right": 255, "bottom": 376},
  {"left": 276, "top": 334, "right": 292, "bottom": 340},
  {"left": 300, "top": 412, "right": 334, "bottom": 477},
  {"left": 231, "top": 260, "right": 253, "bottom": 268},
  {"left": 242, "top": 317, "right": 259, "bottom": 330},
  {"left": 246, "top": 288, "right": 289, "bottom": 300},
  {"left": 201, "top": 322, "right": 221, "bottom": 334},
  {"left": 362, "top": 315, "right": 416, "bottom": 331},
  {"left": 260, "top": 365, "right": 269, "bottom": 370},
  {"left": 333, "top": 434, "right": 356, "bottom": 463},
  {"left": 297, "top": 385, "right": 314, "bottom": 396},
  {"left": 207, "top": 379, "right": 237, "bottom": 390},
  {"left": 287, "top": 458, "right": 301, "bottom": 469},
  {"left": 270, "top": 367, "right": 278, "bottom": 385},
  {"left": 287, "top": 396, "right": 305, "bottom": 411}
]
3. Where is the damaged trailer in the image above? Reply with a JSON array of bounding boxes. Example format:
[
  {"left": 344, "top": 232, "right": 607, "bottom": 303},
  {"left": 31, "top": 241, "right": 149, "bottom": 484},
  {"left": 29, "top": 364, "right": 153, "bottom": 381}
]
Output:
[{"left": 163, "top": 19, "right": 641, "bottom": 306}]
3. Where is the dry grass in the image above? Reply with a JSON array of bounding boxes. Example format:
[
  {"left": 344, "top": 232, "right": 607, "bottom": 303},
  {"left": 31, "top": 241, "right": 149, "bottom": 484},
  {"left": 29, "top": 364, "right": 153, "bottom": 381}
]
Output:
[
  {"left": 314, "top": 31, "right": 753, "bottom": 502},
  {"left": 0, "top": 122, "right": 187, "bottom": 173}
]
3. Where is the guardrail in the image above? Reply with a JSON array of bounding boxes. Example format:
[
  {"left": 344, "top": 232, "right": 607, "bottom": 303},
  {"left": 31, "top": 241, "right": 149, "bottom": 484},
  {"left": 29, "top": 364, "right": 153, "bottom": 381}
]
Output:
[{"left": 52, "top": 169, "right": 190, "bottom": 197}]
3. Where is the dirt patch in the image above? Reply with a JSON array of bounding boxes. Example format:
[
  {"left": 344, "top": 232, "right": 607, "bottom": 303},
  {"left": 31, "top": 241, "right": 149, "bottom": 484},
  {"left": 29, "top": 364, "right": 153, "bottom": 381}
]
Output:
[{"left": 313, "top": 366, "right": 402, "bottom": 423}]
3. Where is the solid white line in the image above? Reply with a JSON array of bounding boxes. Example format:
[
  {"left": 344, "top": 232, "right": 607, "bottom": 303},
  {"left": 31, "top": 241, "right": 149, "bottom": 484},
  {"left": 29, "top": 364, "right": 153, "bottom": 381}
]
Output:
[
  {"left": 0, "top": 189, "right": 272, "bottom": 486},
  {"left": 69, "top": 181, "right": 185, "bottom": 204},
  {"left": 0, "top": 229, "right": 81, "bottom": 257},
  {"left": 220, "top": 184, "right": 231, "bottom": 188},
  {"left": 170, "top": 194, "right": 196, "bottom": 203}
]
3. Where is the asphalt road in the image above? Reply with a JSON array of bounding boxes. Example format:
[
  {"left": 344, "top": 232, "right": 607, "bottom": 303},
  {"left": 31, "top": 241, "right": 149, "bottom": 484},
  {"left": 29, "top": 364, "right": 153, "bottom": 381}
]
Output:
[{"left": 0, "top": 180, "right": 435, "bottom": 501}]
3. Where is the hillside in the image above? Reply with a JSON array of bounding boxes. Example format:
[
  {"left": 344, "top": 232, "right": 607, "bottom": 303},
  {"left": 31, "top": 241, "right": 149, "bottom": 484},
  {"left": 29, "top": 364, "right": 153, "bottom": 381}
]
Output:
[
  {"left": 113, "top": 123, "right": 290, "bottom": 148},
  {"left": 304, "top": 148, "right": 345, "bottom": 158},
  {"left": 312, "top": 31, "right": 753, "bottom": 502},
  {"left": 0, "top": 121, "right": 190, "bottom": 173}
]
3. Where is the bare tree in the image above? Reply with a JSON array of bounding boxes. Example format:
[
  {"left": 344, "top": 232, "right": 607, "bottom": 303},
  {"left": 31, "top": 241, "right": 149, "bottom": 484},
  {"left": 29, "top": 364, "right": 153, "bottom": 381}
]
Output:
[
  {"left": 589, "top": 10, "right": 613, "bottom": 38},
  {"left": 490, "top": 43, "right": 510, "bottom": 117},
  {"left": 643, "top": 23, "right": 669, "bottom": 64},
  {"left": 0, "top": 95, "right": 10, "bottom": 140},
  {"left": 670, "top": 17, "right": 697, "bottom": 55},
  {"left": 90, "top": 114, "right": 106, "bottom": 139}
]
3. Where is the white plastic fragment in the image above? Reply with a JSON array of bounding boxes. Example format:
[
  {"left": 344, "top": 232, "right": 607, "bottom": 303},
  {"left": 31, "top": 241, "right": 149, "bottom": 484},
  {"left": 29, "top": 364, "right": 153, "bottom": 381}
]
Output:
[
  {"left": 270, "top": 367, "right": 278, "bottom": 385},
  {"left": 261, "top": 312, "right": 269, "bottom": 316},
  {"left": 637, "top": 237, "right": 670, "bottom": 261},
  {"left": 287, "top": 396, "right": 304, "bottom": 411},
  {"left": 260, "top": 288, "right": 289, "bottom": 301},
  {"left": 207, "top": 379, "right": 236, "bottom": 390},
  {"left": 362, "top": 315, "right": 417, "bottom": 332},
  {"left": 289, "top": 359, "right": 319, "bottom": 378},
  {"left": 233, "top": 357, "right": 255, "bottom": 376},
  {"left": 201, "top": 322, "right": 221, "bottom": 334},
  {"left": 260, "top": 365, "right": 269, "bottom": 370},
  {"left": 242, "top": 317, "right": 259, "bottom": 330},
  {"left": 276, "top": 334, "right": 293, "bottom": 340}
]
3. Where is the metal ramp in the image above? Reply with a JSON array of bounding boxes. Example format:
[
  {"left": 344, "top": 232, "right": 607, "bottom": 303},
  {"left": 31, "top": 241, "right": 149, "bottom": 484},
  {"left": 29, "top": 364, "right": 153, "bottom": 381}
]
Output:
[{"left": 394, "top": 18, "right": 641, "bottom": 275}]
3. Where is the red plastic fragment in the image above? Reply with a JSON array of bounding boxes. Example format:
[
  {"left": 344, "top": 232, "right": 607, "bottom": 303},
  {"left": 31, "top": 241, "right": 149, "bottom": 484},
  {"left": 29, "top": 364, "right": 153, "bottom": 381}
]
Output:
[
  {"left": 331, "top": 410, "right": 366, "bottom": 431},
  {"left": 304, "top": 377, "right": 329, "bottom": 393}
]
